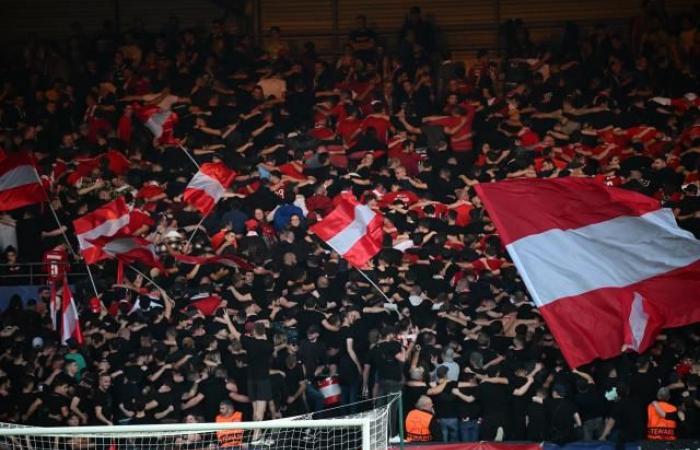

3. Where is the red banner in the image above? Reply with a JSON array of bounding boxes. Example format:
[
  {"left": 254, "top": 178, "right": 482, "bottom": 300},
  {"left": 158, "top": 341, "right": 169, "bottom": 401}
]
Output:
[{"left": 391, "top": 444, "right": 541, "bottom": 450}]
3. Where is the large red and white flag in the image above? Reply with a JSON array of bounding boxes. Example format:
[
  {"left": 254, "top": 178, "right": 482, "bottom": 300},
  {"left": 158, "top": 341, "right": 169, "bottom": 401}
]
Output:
[
  {"left": 0, "top": 152, "right": 46, "bottom": 211},
  {"left": 310, "top": 194, "right": 383, "bottom": 267},
  {"left": 476, "top": 177, "right": 700, "bottom": 367},
  {"left": 183, "top": 163, "right": 237, "bottom": 215},
  {"left": 90, "top": 236, "right": 164, "bottom": 270},
  {"left": 61, "top": 279, "right": 84, "bottom": 345},
  {"left": 172, "top": 253, "right": 254, "bottom": 271},
  {"left": 73, "top": 197, "right": 131, "bottom": 263}
]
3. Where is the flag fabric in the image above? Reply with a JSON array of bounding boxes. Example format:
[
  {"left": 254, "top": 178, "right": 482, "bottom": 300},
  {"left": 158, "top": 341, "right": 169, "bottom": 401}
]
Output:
[
  {"left": 61, "top": 278, "right": 83, "bottom": 345},
  {"left": 172, "top": 253, "right": 254, "bottom": 271},
  {"left": 134, "top": 104, "right": 179, "bottom": 146},
  {"left": 187, "top": 292, "right": 224, "bottom": 316},
  {"left": 90, "top": 236, "right": 164, "bottom": 270},
  {"left": 310, "top": 194, "right": 383, "bottom": 267},
  {"left": 183, "top": 162, "right": 237, "bottom": 215},
  {"left": 475, "top": 177, "right": 700, "bottom": 368},
  {"left": 0, "top": 152, "right": 46, "bottom": 211},
  {"left": 49, "top": 281, "right": 58, "bottom": 331},
  {"left": 73, "top": 197, "right": 132, "bottom": 264}
]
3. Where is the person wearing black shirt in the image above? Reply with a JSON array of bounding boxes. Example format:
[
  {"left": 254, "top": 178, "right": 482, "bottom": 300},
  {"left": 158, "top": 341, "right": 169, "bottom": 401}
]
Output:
[
  {"left": 526, "top": 387, "right": 549, "bottom": 441},
  {"left": 547, "top": 384, "right": 582, "bottom": 444},
  {"left": 222, "top": 313, "right": 273, "bottom": 426},
  {"left": 93, "top": 374, "right": 114, "bottom": 425},
  {"left": 453, "top": 373, "right": 480, "bottom": 441},
  {"left": 428, "top": 366, "right": 460, "bottom": 442},
  {"left": 477, "top": 367, "right": 512, "bottom": 440},
  {"left": 600, "top": 383, "right": 646, "bottom": 443},
  {"left": 282, "top": 354, "right": 307, "bottom": 417},
  {"left": 337, "top": 309, "right": 363, "bottom": 409}
]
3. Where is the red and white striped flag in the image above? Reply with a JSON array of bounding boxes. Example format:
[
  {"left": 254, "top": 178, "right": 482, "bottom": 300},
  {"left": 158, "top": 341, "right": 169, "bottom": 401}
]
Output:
[
  {"left": 73, "top": 197, "right": 131, "bottom": 264},
  {"left": 0, "top": 152, "right": 46, "bottom": 211},
  {"left": 183, "top": 163, "right": 237, "bottom": 215},
  {"left": 476, "top": 177, "right": 700, "bottom": 367},
  {"left": 310, "top": 194, "right": 383, "bottom": 267},
  {"left": 61, "top": 279, "right": 83, "bottom": 345},
  {"left": 134, "top": 104, "right": 179, "bottom": 146},
  {"left": 172, "top": 253, "right": 254, "bottom": 271},
  {"left": 90, "top": 236, "right": 164, "bottom": 270}
]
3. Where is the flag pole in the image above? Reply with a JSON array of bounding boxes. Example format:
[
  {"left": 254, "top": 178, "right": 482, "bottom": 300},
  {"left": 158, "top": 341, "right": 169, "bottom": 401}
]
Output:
[
  {"left": 33, "top": 169, "right": 100, "bottom": 299},
  {"left": 179, "top": 144, "right": 200, "bottom": 169},
  {"left": 127, "top": 264, "right": 166, "bottom": 292},
  {"left": 323, "top": 242, "right": 392, "bottom": 304},
  {"left": 185, "top": 214, "right": 208, "bottom": 249},
  {"left": 33, "top": 169, "right": 78, "bottom": 258},
  {"left": 83, "top": 264, "right": 101, "bottom": 299}
]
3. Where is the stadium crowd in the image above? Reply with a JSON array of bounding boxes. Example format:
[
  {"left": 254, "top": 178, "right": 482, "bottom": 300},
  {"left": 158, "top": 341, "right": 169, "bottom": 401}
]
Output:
[{"left": 1, "top": 2, "right": 700, "bottom": 445}]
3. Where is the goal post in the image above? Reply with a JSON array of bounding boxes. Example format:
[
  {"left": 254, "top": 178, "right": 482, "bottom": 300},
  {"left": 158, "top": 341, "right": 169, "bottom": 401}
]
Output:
[{"left": 0, "top": 417, "right": 375, "bottom": 450}]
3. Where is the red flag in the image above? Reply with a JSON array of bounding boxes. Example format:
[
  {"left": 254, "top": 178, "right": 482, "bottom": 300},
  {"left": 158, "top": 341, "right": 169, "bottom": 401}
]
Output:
[
  {"left": 73, "top": 197, "right": 132, "bottom": 264},
  {"left": 90, "top": 236, "right": 164, "bottom": 270},
  {"left": 61, "top": 278, "right": 83, "bottom": 345},
  {"left": 134, "top": 104, "right": 179, "bottom": 146},
  {"left": 476, "top": 177, "right": 700, "bottom": 367},
  {"left": 187, "top": 292, "right": 224, "bottom": 316},
  {"left": 309, "top": 194, "right": 383, "bottom": 267},
  {"left": 0, "top": 152, "right": 46, "bottom": 211},
  {"left": 172, "top": 253, "right": 254, "bottom": 271},
  {"left": 183, "top": 163, "right": 237, "bottom": 215},
  {"left": 105, "top": 150, "right": 131, "bottom": 175}
]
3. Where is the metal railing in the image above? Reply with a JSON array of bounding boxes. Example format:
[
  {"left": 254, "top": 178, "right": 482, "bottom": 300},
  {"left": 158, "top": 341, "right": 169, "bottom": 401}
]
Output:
[{"left": 0, "top": 262, "right": 87, "bottom": 286}]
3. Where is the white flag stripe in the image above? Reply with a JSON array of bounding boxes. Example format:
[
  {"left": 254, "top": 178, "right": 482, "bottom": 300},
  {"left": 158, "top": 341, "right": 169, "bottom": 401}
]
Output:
[
  {"left": 76, "top": 213, "right": 131, "bottom": 250},
  {"left": 61, "top": 296, "right": 79, "bottom": 344},
  {"left": 507, "top": 208, "right": 700, "bottom": 307},
  {"left": 326, "top": 204, "right": 376, "bottom": 255},
  {"left": 103, "top": 238, "right": 152, "bottom": 255},
  {"left": 629, "top": 292, "right": 649, "bottom": 351},
  {"left": 0, "top": 165, "right": 39, "bottom": 191},
  {"left": 187, "top": 171, "right": 225, "bottom": 201},
  {"left": 145, "top": 110, "right": 170, "bottom": 137}
]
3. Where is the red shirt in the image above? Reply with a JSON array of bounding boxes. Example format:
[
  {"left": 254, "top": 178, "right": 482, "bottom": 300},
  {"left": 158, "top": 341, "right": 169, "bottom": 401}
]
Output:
[
  {"left": 337, "top": 117, "right": 361, "bottom": 147},
  {"left": 361, "top": 115, "right": 391, "bottom": 144}
]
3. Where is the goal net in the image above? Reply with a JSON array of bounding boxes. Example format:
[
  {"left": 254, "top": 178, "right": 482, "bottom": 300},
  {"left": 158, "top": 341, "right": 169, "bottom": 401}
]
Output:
[{"left": 0, "top": 395, "right": 396, "bottom": 450}]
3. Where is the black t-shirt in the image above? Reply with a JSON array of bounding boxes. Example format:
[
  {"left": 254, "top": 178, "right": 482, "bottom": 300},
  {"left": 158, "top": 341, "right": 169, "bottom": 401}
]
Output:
[
  {"left": 629, "top": 370, "right": 660, "bottom": 405},
  {"left": 241, "top": 335, "right": 274, "bottom": 380},
  {"left": 609, "top": 396, "right": 646, "bottom": 442},
  {"left": 526, "top": 400, "right": 548, "bottom": 441},
  {"left": 373, "top": 340, "right": 403, "bottom": 381},
  {"left": 92, "top": 387, "right": 114, "bottom": 424},
  {"left": 547, "top": 398, "right": 579, "bottom": 443},
  {"left": 478, "top": 381, "right": 510, "bottom": 419},
  {"left": 403, "top": 384, "right": 428, "bottom": 414},
  {"left": 433, "top": 380, "right": 459, "bottom": 419}
]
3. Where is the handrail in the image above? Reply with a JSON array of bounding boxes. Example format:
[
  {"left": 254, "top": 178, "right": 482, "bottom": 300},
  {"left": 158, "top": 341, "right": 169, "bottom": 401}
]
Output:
[{"left": 0, "top": 262, "right": 87, "bottom": 285}]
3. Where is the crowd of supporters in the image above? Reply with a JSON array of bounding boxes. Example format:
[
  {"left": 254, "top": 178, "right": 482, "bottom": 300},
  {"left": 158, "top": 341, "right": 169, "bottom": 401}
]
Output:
[{"left": 0, "top": 2, "right": 700, "bottom": 445}]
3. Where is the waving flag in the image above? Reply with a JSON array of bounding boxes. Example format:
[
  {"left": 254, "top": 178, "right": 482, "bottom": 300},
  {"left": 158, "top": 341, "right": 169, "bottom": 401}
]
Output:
[
  {"left": 0, "top": 152, "right": 46, "bottom": 211},
  {"left": 61, "top": 279, "right": 84, "bottom": 345},
  {"left": 476, "top": 177, "right": 700, "bottom": 367},
  {"left": 91, "top": 236, "right": 164, "bottom": 270},
  {"left": 183, "top": 162, "right": 237, "bottom": 215},
  {"left": 310, "top": 194, "right": 383, "bottom": 267},
  {"left": 134, "top": 104, "right": 179, "bottom": 146},
  {"left": 172, "top": 253, "right": 254, "bottom": 271},
  {"left": 73, "top": 197, "right": 131, "bottom": 263},
  {"left": 186, "top": 292, "right": 224, "bottom": 316}
]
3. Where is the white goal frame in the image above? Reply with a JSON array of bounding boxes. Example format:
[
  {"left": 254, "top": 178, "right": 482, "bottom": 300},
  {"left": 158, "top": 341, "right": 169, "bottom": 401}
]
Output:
[{"left": 0, "top": 418, "right": 374, "bottom": 449}]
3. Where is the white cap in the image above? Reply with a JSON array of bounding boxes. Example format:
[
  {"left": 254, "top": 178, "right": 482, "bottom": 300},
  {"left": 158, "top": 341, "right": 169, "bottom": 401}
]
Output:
[{"left": 32, "top": 337, "right": 44, "bottom": 348}]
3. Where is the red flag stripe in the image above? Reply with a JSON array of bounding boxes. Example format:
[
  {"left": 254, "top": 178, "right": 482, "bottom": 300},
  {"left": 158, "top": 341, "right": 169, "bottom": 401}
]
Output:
[
  {"left": 0, "top": 154, "right": 45, "bottom": 211},
  {"left": 61, "top": 282, "right": 83, "bottom": 345},
  {"left": 540, "top": 259, "right": 700, "bottom": 368},
  {"left": 73, "top": 197, "right": 131, "bottom": 263},
  {"left": 475, "top": 177, "right": 660, "bottom": 244},
  {"left": 183, "top": 163, "right": 236, "bottom": 215},
  {"left": 310, "top": 195, "right": 384, "bottom": 267}
]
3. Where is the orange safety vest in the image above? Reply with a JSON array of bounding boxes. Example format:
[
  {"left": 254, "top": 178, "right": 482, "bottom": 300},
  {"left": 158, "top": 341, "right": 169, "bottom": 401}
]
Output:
[
  {"left": 216, "top": 411, "right": 244, "bottom": 447},
  {"left": 405, "top": 409, "right": 434, "bottom": 442},
  {"left": 646, "top": 401, "right": 677, "bottom": 441}
]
